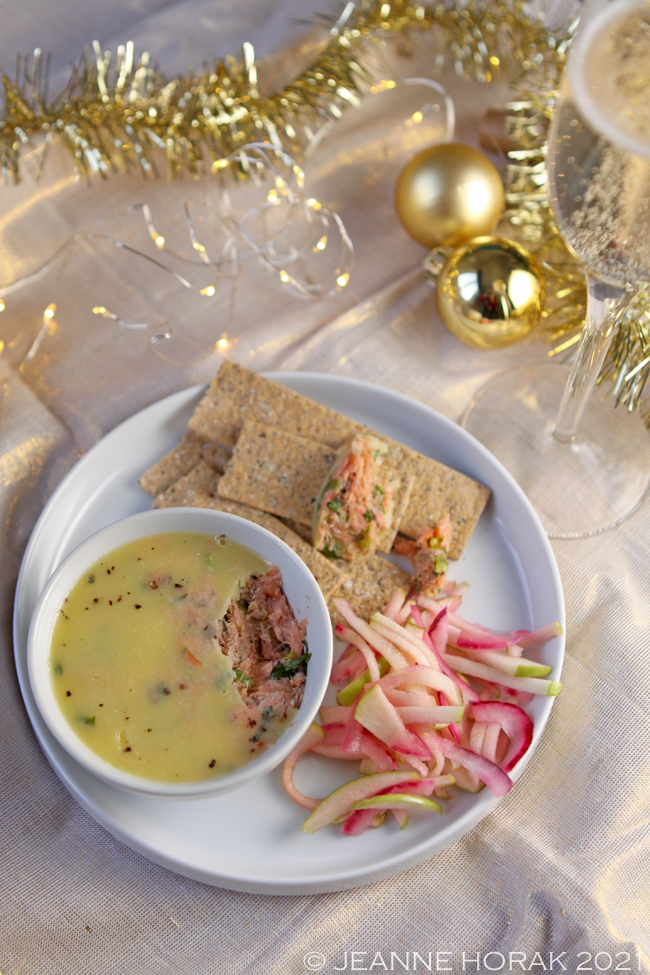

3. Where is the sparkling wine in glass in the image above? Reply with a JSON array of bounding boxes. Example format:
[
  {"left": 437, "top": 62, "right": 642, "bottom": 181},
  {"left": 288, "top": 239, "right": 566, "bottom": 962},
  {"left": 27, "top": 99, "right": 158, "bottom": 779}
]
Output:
[{"left": 464, "top": 0, "right": 650, "bottom": 538}]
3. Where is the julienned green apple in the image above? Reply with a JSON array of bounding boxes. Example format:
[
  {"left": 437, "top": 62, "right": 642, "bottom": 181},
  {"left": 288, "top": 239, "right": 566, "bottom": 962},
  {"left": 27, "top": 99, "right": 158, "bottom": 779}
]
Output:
[{"left": 302, "top": 771, "right": 420, "bottom": 833}]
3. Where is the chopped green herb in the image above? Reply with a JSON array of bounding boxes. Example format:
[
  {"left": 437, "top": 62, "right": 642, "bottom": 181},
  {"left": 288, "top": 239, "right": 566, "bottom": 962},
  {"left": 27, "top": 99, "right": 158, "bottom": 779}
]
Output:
[
  {"left": 270, "top": 653, "right": 311, "bottom": 680},
  {"left": 87, "top": 574, "right": 95, "bottom": 584},
  {"left": 234, "top": 669, "right": 255, "bottom": 689},
  {"left": 358, "top": 532, "right": 372, "bottom": 549},
  {"left": 80, "top": 715, "right": 96, "bottom": 726},
  {"left": 320, "top": 545, "right": 340, "bottom": 560},
  {"left": 324, "top": 478, "right": 341, "bottom": 494},
  {"left": 363, "top": 510, "right": 374, "bottom": 523},
  {"left": 236, "top": 599, "right": 249, "bottom": 614},
  {"left": 373, "top": 484, "right": 385, "bottom": 497},
  {"left": 203, "top": 551, "right": 213, "bottom": 568},
  {"left": 327, "top": 498, "right": 343, "bottom": 512},
  {"left": 53, "top": 663, "right": 63, "bottom": 676},
  {"left": 372, "top": 449, "right": 380, "bottom": 461},
  {"left": 175, "top": 593, "right": 188, "bottom": 601}
]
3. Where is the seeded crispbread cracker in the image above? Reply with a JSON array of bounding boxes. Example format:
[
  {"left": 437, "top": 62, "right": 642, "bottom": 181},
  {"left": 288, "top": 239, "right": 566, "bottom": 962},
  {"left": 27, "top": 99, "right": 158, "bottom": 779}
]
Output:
[
  {"left": 153, "top": 482, "right": 345, "bottom": 601},
  {"left": 188, "top": 360, "right": 258, "bottom": 448},
  {"left": 217, "top": 421, "right": 336, "bottom": 526},
  {"left": 329, "top": 555, "right": 411, "bottom": 625},
  {"left": 187, "top": 361, "right": 490, "bottom": 558},
  {"left": 369, "top": 437, "right": 491, "bottom": 559},
  {"left": 189, "top": 359, "right": 362, "bottom": 449},
  {"left": 344, "top": 432, "right": 489, "bottom": 560},
  {"left": 279, "top": 517, "right": 314, "bottom": 544},
  {"left": 139, "top": 430, "right": 230, "bottom": 497},
  {"left": 151, "top": 460, "right": 220, "bottom": 508}
]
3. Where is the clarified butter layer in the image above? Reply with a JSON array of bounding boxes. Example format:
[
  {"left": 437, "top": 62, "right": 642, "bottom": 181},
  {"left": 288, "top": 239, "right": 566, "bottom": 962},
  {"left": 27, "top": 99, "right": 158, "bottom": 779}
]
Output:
[{"left": 49, "top": 531, "right": 288, "bottom": 782}]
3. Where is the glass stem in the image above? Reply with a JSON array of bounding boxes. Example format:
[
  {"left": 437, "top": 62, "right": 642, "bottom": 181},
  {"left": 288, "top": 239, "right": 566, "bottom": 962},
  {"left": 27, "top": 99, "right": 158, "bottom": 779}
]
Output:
[{"left": 553, "top": 273, "right": 628, "bottom": 443}]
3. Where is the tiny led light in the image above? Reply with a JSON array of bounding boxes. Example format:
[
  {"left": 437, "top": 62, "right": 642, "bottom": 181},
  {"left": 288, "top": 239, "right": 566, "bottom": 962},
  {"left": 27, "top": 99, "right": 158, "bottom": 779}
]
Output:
[
  {"left": 280, "top": 270, "right": 290, "bottom": 283},
  {"left": 336, "top": 273, "right": 349, "bottom": 287},
  {"left": 0, "top": 300, "right": 5, "bottom": 312},
  {"left": 490, "top": 56, "right": 500, "bottom": 65},
  {"left": 44, "top": 304, "right": 56, "bottom": 319},
  {"left": 155, "top": 235, "right": 165, "bottom": 248},
  {"left": 314, "top": 236, "right": 327, "bottom": 252},
  {"left": 217, "top": 337, "right": 229, "bottom": 349},
  {"left": 92, "top": 306, "right": 107, "bottom": 315},
  {"left": 200, "top": 285, "right": 216, "bottom": 296}
]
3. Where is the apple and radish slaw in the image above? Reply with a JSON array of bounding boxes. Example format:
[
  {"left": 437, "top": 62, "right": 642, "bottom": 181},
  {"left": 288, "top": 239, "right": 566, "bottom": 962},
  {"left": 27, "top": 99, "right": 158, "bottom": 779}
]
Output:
[{"left": 282, "top": 585, "right": 562, "bottom": 836}]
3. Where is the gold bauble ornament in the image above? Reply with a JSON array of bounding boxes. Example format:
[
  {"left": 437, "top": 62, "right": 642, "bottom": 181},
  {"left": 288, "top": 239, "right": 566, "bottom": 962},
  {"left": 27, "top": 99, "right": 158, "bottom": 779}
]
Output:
[
  {"left": 395, "top": 143, "right": 505, "bottom": 249},
  {"left": 427, "top": 236, "right": 545, "bottom": 349}
]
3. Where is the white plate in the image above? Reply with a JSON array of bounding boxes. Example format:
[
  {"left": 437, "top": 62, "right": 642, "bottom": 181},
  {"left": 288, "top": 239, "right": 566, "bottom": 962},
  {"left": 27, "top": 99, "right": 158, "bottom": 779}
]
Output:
[{"left": 14, "top": 373, "right": 565, "bottom": 894}]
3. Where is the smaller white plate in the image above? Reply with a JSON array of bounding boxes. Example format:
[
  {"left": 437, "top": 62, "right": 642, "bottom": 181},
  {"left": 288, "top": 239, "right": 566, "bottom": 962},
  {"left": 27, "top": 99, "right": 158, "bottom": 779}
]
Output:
[{"left": 14, "top": 373, "right": 565, "bottom": 894}]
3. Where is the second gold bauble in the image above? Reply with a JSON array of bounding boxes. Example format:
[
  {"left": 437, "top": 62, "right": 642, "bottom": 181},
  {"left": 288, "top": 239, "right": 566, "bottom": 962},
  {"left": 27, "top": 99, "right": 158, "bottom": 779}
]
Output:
[
  {"left": 433, "top": 236, "right": 545, "bottom": 349},
  {"left": 395, "top": 143, "right": 504, "bottom": 249}
]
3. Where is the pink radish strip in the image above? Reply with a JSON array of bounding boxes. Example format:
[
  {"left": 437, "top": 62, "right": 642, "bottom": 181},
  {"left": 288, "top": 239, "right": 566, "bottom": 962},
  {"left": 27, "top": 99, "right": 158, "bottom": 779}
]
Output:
[
  {"left": 320, "top": 705, "right": 352, "bottom": 724},
  {"left": 373, "top": 611, "right": 433, "bottom": 652},
  {"left": 336, "top": 643, "right": 355, "bottom": 662},
  {"left": 370, "top": 619, "right": 432, "bottom": 667},
  {"left": 381, "top": 776, "right": 454, "bottom": 797},
  {"left": 469, "top": 722, "right": 487, "bottom": 756},
  {"left": 282, "top": 724, "right": 326, "bottom": 810},
  {"left": 335, "top": 625, "right": 381, "bottom": 682},
  {"left": 419, "top": 733, "right": 446, "bottom": 775},
  {"left": 383, "top": 588, "right": 407, "bottom": 621},
  {"left": 471, "top": 701, "right": 534, "bottom": 772},
  {"left": 481, "top": 722, "right": 501, "bottom": 764},
  {"left": 312, "top": 723, "right": 365, "bottom": 761},
  {"left": 416, "top": 607, "right": 481, "bottom": 705},
  {"left": 474, "top": 677, "right": 535, "bottom": 705},
  {"left": 393, "top": 750, "right": 430, "bottom": 777},
  {"left": 392, "top": 809, "right": 408, "bottom": 828},
  {"left": 418, "top": 595, "right": 530, "bottom": 648},
  {"left": 384, "top": 688, "right": 433, "bottom": 707},
  {"left": 360, "top": 731, "right": 399, "bottom": 771},
  {"left": 311, "top": 743, "right": 362, "bottom": 761},
  {"left": 451, "top": 765, "right": 483, "bottom": 792},
  {"left": 395, "top": 600, "right": 417, "bottom": 625},
  {"left": 314, "top": 728, "right": 397, "bottom": 770},
  {"left": 439, "top": 691, "right": 462, "bottom": 743},
  {"left": 341, "top": 808, "right": 379, "bottom": 836},
  {"left": 330, "top": 648, "right": 367, "bottom": 684},
  {"left": 433, "top": 737, "right": 513, "bottom": 797},
  {"left": 341, "top": 721, "right": 364, "bottom": 755},
  {"left": 332, "top": 598, "right": 408, "bottom": 670},
  {"left": 377, "top": 664, "right": 463, "bottom": 707},
  {"left": 516, "top": 621, "right": 563, "bottom": 649}
]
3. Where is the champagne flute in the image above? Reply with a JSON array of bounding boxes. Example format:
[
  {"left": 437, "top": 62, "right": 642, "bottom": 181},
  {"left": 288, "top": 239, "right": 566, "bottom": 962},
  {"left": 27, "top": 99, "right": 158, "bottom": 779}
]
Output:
[{"left": 463, "top": 0, "right": 650, "bottom": 538}]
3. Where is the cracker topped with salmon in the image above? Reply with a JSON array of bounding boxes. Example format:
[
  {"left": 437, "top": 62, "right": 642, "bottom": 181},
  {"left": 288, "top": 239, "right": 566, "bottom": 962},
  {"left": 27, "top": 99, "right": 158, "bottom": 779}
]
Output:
[{"left": 312, "top": 433, "right": 413, "bottom": 562}]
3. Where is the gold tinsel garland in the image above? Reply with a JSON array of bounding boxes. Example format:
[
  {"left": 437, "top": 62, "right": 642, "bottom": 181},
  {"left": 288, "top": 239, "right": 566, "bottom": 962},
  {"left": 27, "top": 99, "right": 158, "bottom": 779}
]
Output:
[{"left": 1, "top": 0, "right": 649, "bottom": 421}]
